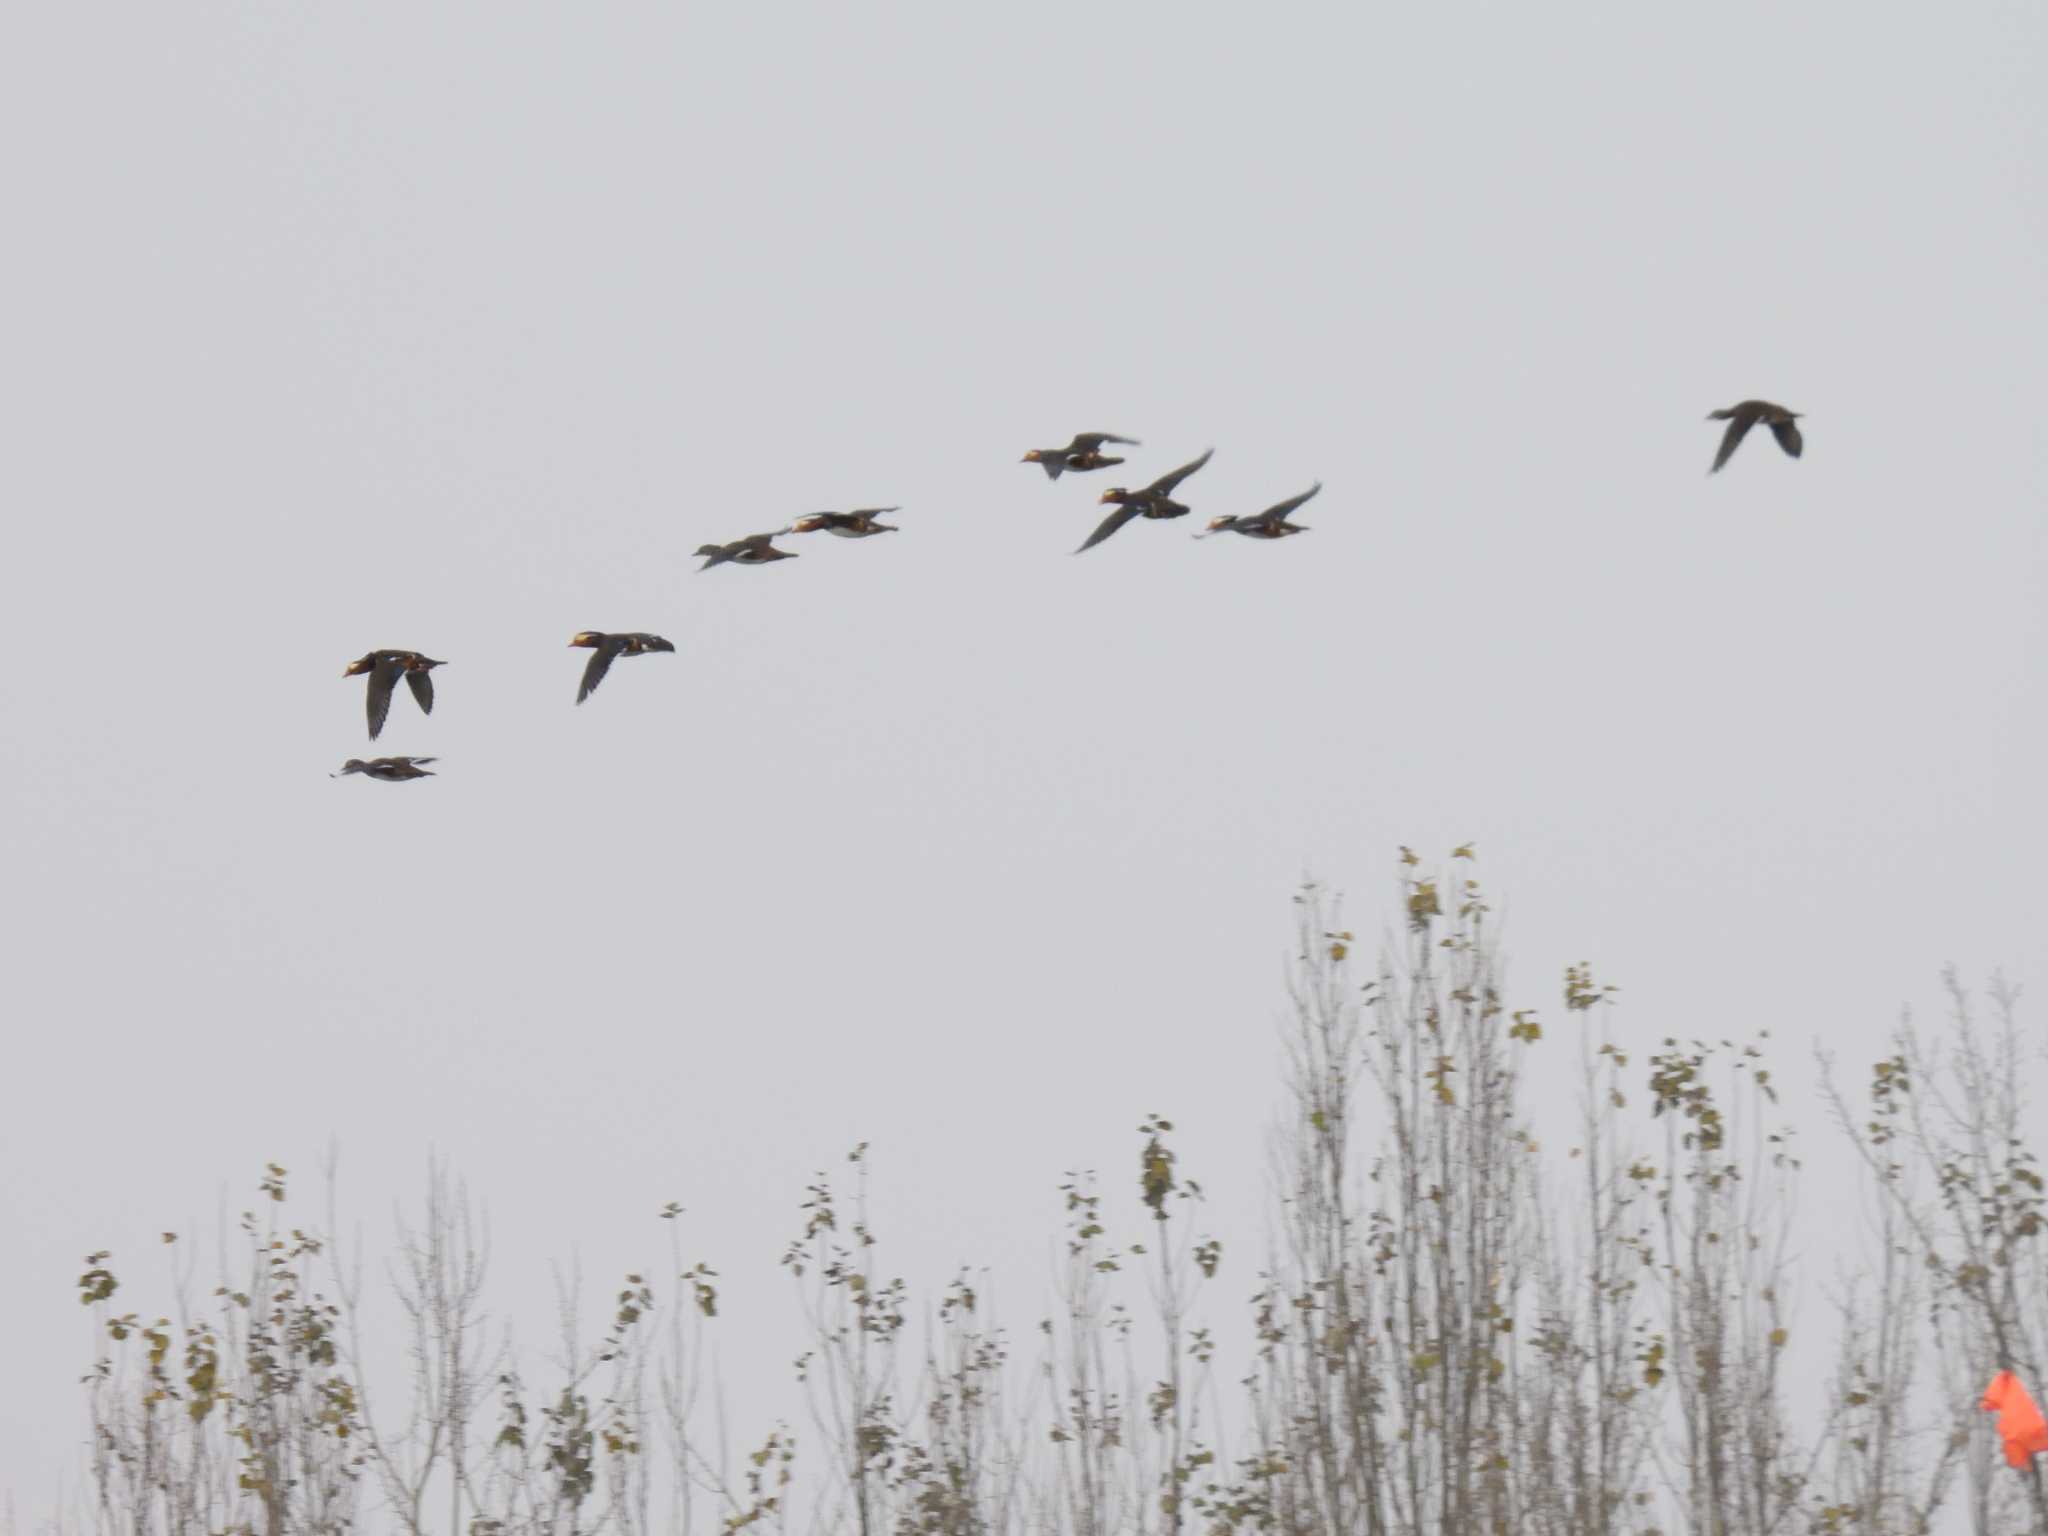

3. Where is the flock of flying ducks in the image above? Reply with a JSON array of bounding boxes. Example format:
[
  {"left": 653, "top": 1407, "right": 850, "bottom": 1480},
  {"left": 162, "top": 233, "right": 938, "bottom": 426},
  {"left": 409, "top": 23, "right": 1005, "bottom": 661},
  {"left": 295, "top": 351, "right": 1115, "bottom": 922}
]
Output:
[{"left": 333, "top": 402, "right": 1802, "bottom": 782}]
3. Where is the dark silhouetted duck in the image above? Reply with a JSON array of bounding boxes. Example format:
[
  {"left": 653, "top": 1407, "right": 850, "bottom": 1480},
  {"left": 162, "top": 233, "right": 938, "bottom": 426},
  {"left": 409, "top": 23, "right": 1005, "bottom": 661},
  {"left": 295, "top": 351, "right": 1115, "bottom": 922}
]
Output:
[
  {"left": 789, "top": 508, "right": 899, "bottom": 538},
  {"left": 342, "top": 650, "right": 445, "bottom": 740},
  {"left": 1199, "top": 482, "right": 1320, "bottom": 540},
  {"left": 1707, "top": 401, "right": 1803, "bottom": 473},
  {"left": 696, "top": 532, "right": 797, "bottom": 569},
  {"left": 1077, "top": 449, "right": 1215, "bottom": 553},
  {"left": 333, "top": 756, "right": 437, "bottom": 781},
  {"left": 568, "top": 631, "right": 676, "bottom": 704},
  {"left": 1021, "top": 433, "right": 1141, "bottom": 480}
]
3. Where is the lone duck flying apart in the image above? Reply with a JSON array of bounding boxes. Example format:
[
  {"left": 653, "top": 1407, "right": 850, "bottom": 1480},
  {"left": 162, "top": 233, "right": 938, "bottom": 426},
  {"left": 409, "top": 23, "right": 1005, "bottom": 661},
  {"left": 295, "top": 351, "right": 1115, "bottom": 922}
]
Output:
[
  {"left": 342, "top": 650, "right": 445, "bottom": 741},
  {"left": 333, "top": 756, "right": 437, "bottom": 781},
  {"left": 1707, "top": 401, "right": 1803, "bottom": 473},
  {"left": 788, "top": 508, "right": 899, "bottom": 538},
  {"left": 1078, "top": 449, "right": 1215, "bottom": 554},
  {"left": 696, "top": 532, "right": 797, "bottom": 570},
  {"left": 1200, "top": 482, "right": 1321, "bottom": 540},
  {"left": 1022, "top": 433, "right": 1141, "bottom": 480},
  {"left": 568, "top": 631, "right": 676, "bottom": 704}
]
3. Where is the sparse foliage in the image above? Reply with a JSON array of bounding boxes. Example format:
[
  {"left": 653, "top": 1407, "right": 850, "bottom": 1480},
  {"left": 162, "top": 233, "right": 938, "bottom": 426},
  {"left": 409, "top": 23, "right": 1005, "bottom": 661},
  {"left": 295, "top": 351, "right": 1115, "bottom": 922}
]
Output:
[{"left": 60, "top": 856, "right": 2042, "bottom": 1536}]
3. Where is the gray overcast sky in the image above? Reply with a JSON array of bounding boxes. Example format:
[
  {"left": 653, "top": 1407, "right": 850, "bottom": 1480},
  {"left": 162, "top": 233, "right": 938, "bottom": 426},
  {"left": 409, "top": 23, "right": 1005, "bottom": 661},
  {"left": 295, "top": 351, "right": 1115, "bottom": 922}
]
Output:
[{"left": 3, "top": 0, "right": 2044, "bottom": 1511}]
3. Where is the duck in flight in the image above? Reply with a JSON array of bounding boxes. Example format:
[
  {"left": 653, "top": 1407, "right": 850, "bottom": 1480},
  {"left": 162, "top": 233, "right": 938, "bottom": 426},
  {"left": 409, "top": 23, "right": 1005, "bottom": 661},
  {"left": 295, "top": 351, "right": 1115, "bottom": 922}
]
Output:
[
  {"left": 1199, "top": 482, "right": 1320, "bottom": 540},
  {"left": 568, "top": 631, "right": 676, "bottom": 704},
  {"left": 1022, "top": 433, "right": 1141, "bottom": 480},
  {"left": 333, "top": 756, "right": 437, "bottom": 781},
  {"left": 342, "top": 650, "right": 445, "bottom": 741},
  {"left": 1077, "top": 449, "right": 1215, "bottom": 553},
  {"left": 788, "top": 508, "right": 899, "bottom": 538},
  {"left": 696, "top": 532, "right": 798, "bottom": 569},
  {"left": 1707, "top": 401, "right": 1803, "bottom": 473}
]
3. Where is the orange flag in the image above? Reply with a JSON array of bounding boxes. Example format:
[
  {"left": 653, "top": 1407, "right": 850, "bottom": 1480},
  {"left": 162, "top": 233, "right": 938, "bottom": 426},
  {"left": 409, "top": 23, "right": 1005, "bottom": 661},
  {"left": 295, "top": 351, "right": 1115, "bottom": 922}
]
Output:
[{"left": 1981, "top": 1371, "right": 2048, "bottom": 1467}]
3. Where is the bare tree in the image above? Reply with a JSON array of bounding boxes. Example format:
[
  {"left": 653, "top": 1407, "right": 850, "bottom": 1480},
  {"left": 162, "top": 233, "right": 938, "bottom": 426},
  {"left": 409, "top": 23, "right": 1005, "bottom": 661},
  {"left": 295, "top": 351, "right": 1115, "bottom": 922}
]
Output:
[{"left": 334, "top": 1156, "right": 498, "bottom": 1534}]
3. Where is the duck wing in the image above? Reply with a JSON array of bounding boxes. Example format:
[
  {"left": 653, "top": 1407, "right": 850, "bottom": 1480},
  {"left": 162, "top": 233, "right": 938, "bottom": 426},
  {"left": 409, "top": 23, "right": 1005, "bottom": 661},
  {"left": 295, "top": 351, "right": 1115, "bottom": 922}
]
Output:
[
  {"left": 1768, "top": 418, "right": 1804, "bottom": 458},
  {"left": 577, "top": 645, "right": 617, "bottom": 704},
  {"left": 405, "top": 666, "right": 435, "bottom": 715},
  {"left": 1256, "top": 482, "right": 1322, "bottom": 523},
  {"left": 1709, "top": 415, "right": 1755, "bottom": 473},
  {"left": 729, "top": 532, "right": 791, "bottom": 561},
  {"left": 1070, "top": 433, "right": 1140, "bottom": 453},
  {"left": 1146, "top": 448, "right": 1214, "bottom": 498},
  {"left": 365, "top": 655, "right": 403, "bottom": 740},
  {"left": 1076, "top": 502, "right": 1144, "bottom": 554}
]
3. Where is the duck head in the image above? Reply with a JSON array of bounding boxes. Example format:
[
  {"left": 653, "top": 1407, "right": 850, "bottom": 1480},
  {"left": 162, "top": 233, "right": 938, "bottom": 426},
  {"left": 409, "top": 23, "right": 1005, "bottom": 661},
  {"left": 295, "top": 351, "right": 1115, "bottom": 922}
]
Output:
[{"left": 568, "top": 632, "right": 603, "bottom": 648}]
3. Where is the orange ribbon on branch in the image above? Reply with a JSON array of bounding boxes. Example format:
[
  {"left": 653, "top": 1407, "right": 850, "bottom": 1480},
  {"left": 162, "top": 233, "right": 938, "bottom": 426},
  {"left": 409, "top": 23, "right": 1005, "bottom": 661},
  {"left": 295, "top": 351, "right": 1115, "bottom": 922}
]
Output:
[{"left": 1982, "top": 1371, "right": 2048, "bottom": 1467}]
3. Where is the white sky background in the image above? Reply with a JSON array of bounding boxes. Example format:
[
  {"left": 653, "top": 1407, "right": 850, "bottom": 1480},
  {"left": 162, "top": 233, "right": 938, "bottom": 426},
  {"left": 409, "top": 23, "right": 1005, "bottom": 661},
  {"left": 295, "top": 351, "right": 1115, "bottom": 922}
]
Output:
[{"left": 3, "top": 0, "right": 2045, "bottom": 1514}]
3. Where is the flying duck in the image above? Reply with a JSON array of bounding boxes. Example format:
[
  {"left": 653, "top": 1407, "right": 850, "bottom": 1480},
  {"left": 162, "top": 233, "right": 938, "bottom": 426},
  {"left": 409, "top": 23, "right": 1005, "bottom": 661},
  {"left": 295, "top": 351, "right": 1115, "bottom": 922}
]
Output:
[
  {"left": 788, "top": 508, "right": 899, "bottom": 538},
  {"left": 333, "top": 756, "right": 437, "bottom": 781},
  {"left": 1077, "top": 449, "right": 1215, "bottom": 554},
  {"left": 1199, "top": 482, "right": 1320, "bottom": 540},
  {"left": 1021, "top": 433, "right": 1141, "bottom": 480},
  {"left": 1707, "top": 401, "right": 1803, "bottom": 473},
  {"left": 568, "top": 631, "right": 676, "bottom": 704},
  {"left": 342, "top": 651, "right": 445, "bottom": 740},
  {"left": 696, "top": 532, "right": 798, "bottom": 569}
]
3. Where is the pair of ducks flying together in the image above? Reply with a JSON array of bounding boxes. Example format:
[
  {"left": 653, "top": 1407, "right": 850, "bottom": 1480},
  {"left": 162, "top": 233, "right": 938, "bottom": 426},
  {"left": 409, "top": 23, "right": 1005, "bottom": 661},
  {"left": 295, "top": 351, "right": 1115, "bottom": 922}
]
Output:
[
  {"left": 342, "top": 634, "right": 675, "bottom": 754},
  {"left": 1083, "top": 449, "right": 1321, "bottom": 553},
  {"left": 1024, "top": 438, "right": 1319, "bottom": 554},
  {"left": 695, "top": 508, "right": 900, "bottom": 569}
]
